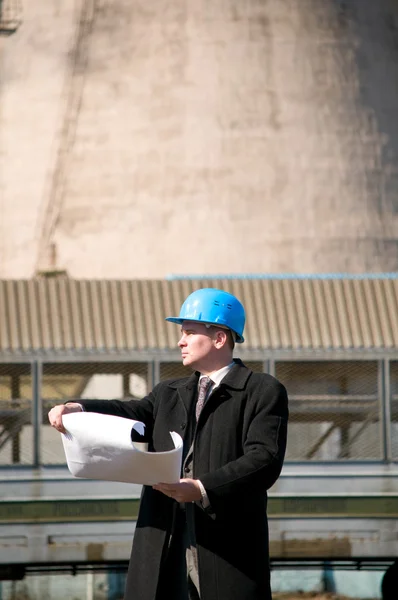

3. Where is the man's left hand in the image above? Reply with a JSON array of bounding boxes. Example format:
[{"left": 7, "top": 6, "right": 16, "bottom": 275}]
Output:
[{"left": 153, "top": 479, "right": 202, "bottom": 502}]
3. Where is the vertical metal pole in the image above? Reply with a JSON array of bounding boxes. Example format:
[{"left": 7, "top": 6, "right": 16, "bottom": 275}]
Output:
[
  {"left": 147, "top": 360, "right": 160, "bottom": 391},
  {"left": 263, "top": 359, "right": 271, "bottom": 374},
  {"left": 340, "top": 426, "right": 350, "bottom": 459},
  {"left": 339, "top": 373, "right": 350, "bottom": 459},
  {"left": 11, "top": 373, "right": 20, "bottom": 463},
  {"left": 268, "top": 359, "right": 276, "bottom": 377},
  {"left": 32, "top": 360, "right": 42, "bottom": 468},
  {"left": 380, "top": 359, "right": 392, "bottom": 463},
  {"left": 86, "top": 572, "right": 94, "bottom": 600},
  {"left": 122, "top": 372, "right": 130, "bottom": 397},
  {"left": 153, "top": 360, "right": 160, "bottom": 387}
]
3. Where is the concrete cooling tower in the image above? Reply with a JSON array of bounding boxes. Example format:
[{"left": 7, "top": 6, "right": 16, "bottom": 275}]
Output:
[{"left": 1, "top": 0, "right": 398, "bottom": 278}]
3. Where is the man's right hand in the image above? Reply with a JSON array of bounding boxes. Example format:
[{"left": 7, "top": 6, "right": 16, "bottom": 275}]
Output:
[{"left": 48, "top": 403, "right": 83, "bottom": 433}]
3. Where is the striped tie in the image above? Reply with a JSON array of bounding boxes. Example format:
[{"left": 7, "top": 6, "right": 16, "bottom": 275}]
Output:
[{"left": 195, "top": 376, "right": 212, "bottom": 421}]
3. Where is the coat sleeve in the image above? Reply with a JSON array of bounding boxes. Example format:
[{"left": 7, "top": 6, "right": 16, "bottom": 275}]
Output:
[
  {"left": 78, "top": 391, "right": 156, "bottom": 442},
  {"left": 199, "top": 379, "right": 288, "bottom": 510}
]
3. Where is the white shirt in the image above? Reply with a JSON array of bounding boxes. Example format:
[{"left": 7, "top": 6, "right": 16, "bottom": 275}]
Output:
[{"left": 198, "top": 361, "right": 235, "bottom": 396}]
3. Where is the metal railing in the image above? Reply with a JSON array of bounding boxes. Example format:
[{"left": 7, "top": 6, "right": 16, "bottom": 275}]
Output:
[{"left": 0, "top": 358, "right": 397, "bottom": 466}]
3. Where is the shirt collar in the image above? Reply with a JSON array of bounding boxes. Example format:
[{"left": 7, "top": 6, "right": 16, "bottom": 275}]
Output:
[{"left": 199, "top": 361, "right": 235, "bottom": 388}]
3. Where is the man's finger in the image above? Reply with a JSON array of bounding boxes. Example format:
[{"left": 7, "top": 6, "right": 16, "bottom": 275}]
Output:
[{"left": 153, "top": 483, "right": 174, "bottom": 491}]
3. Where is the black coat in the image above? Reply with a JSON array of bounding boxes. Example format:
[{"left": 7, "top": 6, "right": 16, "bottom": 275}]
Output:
[{"left": 80, "top": 359, "right": 288, "bottom": 600}]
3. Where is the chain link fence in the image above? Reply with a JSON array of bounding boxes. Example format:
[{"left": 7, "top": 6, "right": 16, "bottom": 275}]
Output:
[
  {"left": 159, "top": 361, "right": 264, "bottom": 382},
  {"left": 0, "top": 359, "right": 395, "bottom": 466},
  {"left": 389, "top": 361, "right": 398, "bottom": 460},
  {"left": 276, "top": 361, "right": 381, "bottom": 460},
  {"left": 0, "top": 363, "right": 33, "bottom": 464},
  {"left": 41, "top": 362, "right": 149, "bottom": 464}
]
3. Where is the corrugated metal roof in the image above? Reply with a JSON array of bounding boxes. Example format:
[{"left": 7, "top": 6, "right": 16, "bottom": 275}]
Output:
[{"left": 0, "top": 277, "right": 398, "bottom": 355}]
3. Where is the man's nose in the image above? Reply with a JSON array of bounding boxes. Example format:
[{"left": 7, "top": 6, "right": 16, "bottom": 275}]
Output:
[{"left": 178, "top": 335, "right": 186, "bottom": 347}]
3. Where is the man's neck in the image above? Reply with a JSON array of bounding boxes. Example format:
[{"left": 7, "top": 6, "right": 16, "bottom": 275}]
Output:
[{"left": 199, "top": 358, "right": 234, "bottom": 378}]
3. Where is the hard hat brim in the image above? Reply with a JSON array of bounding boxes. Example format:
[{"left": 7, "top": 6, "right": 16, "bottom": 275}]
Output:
[{"left": 165, "top": 317, "right": 244, "bottom": 343}]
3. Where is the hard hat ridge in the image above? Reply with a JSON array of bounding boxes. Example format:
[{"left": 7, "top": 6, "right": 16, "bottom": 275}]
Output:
[{"left": 165, "top": 288, "right": 245, "bottom": 343}]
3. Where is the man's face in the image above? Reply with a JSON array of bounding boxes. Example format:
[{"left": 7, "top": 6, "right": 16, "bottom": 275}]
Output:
[{"left": 178, "top": 321, "right": 216, "bottom": 369}]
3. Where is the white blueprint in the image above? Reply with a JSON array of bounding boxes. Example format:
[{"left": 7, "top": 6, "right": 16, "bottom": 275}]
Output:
[{"left": 61, "top": 412, "right": 183, "bottom": 485}]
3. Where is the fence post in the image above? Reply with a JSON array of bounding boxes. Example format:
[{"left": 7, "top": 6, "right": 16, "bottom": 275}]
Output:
[
  {"left": 32, "top": 360, "right": 42, "bottom": 468},
  {"left": 380, "top": 359, "right": 392, "bottom": 463}
]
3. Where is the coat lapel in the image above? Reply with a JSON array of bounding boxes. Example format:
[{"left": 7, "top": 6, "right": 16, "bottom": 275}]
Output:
[
  {"left": 167, "top": 371, "right": 199, "bottom": 424},
  {"left": 165, "top": 360, "right": 251, "bottom": 427},
  {"left": 219, "top": 358, "right": 251, "bottom": 390}
]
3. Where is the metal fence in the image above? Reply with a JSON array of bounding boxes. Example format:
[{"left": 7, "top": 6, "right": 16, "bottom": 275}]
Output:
[
  {"left": 0, "top": 358, "right": 396, "bottom": 466},
  {"left": 275, "top": 360, "right": 381, "bottom": 460}
]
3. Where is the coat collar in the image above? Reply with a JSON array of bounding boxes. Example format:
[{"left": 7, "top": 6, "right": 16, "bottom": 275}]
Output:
[
  {"left": 216, "top": 358, "right": 251, "bottom": 390},
  {"left": 167, "top": 358, "right": 251, "bottom": 392},
  {"left": 166, "top": 359, "right": 251, "bottom": 418}
]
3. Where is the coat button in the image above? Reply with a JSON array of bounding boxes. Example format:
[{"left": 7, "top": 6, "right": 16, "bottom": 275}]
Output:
[
  {"left": 184, "top": 466, "right": 190, "bottom": 473},
  {"left": 181, "top": 422, "right": 186, "bottom": 430}
]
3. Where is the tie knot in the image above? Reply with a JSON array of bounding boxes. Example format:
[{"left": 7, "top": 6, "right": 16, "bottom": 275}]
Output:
[{"left": 199, "top": 376, "right": 212, "bottom": 393}]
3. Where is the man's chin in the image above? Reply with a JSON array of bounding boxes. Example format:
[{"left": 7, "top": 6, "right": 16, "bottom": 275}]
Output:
[{"left": 182, "top": 356, "right": 195, "bottom": 368}]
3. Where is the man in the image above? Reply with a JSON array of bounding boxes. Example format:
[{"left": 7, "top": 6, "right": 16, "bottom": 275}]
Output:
[{"left": 49, "top": 288, "right": 288, "bottom": 600}]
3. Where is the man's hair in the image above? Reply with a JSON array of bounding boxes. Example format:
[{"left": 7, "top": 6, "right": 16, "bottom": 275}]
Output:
[
  {"left": 206, "top": 325, "right": 235, "bottom": 350},
  {"left": 226, "top": 329, "right": 236, "bottom": 350}
]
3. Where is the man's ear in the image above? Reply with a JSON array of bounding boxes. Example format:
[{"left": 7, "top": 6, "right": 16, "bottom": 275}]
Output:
[{"left": 214, "top": 329, "right": 228, "bottom": 348}]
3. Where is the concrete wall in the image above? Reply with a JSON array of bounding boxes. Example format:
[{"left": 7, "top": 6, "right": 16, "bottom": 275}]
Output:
[{"left": 2, "top": 0, "right": 398, "bottom": 278}]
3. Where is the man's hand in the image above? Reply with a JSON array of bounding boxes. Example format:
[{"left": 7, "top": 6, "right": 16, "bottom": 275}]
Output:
[
  {"left": 153, "top": 479, "right": 202, "bottom": 503},
  {"left": 48, "top": 403, "right": 83, "bottom": 433}
]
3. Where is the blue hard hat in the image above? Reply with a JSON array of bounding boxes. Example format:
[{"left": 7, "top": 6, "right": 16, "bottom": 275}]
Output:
[{"left": 166, "top": 288, "right": 245, "bottom": 343}]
